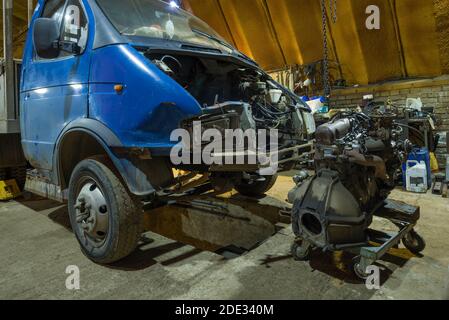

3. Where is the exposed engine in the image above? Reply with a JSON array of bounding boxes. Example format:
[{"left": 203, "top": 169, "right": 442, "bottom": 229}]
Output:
[
  {"left": 146, "top": 52, "right": 315, "bottom": 169},
  {"left": 288, "top": 108, "right": 412, "bottom": 249}
]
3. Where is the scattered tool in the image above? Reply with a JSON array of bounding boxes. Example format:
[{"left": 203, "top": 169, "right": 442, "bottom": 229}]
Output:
[
  {"left": 433, "top": 173, "right": 446, "bottom": 196},
  {"left": 442, "top": 182, "right": 448, "bottom": 198},
  {"left": 433, "top": 181, "right": 443, "bottom": 195}
]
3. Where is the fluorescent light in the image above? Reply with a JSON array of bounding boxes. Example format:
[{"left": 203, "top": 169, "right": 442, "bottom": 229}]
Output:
[{"left": 169, "top": 1, "right": 179, "bottom": 8}]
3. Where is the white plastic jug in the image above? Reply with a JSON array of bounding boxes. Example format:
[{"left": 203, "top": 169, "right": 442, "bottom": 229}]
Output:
[
  {"left": 406, "top": 98, "right": 423, "bottom": 112},
  {"left": 406, "top": 160, "right": 428, "bottom": 193}
]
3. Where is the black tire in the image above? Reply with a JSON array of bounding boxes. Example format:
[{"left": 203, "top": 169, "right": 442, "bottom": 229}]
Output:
[
  {"left": 352, "top": 256, "right": 370, "bottom": 280},
  {"left": 234, "top": 174, "right": 278, "bottom": 197},
  {"left": 68, "top": 157, "right": 143, "bottom": 264},
  {"left": 402, "top": 230, "right": 426, "bottom": 254}
]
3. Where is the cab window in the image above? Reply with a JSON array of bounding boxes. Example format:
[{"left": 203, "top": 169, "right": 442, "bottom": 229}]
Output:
[
  {"left": 42, "top": 0, "right": 66, "bottom": 23},
  {"left": 60, "top": 0, "right": 89, "bottom": 55}
]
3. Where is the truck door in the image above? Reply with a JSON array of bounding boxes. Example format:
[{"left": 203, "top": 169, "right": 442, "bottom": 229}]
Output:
[{"left": 21, "top": 0, "right": 90, "bottom": 172}]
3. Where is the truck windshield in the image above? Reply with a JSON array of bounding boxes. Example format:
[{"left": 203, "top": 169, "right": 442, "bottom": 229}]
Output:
[{"left": 96, "top": 0, "right": 234, "bottom": 53}]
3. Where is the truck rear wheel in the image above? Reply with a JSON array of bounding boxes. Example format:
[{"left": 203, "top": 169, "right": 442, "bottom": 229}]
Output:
[
  {"left": 68, "top": 157, "right": 143, "bottom": 264},
  {"left": 234, "top": 174, "right": 278, "bottom": 197}
]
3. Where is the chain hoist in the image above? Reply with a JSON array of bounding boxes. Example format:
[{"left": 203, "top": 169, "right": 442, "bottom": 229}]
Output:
[{"left": 321, "top": 0, "right": 337, "bottom": 101}]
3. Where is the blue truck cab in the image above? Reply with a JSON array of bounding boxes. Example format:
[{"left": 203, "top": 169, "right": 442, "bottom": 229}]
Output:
[{"left": 21, "top": 0, "right": 314, "bottom": 263}]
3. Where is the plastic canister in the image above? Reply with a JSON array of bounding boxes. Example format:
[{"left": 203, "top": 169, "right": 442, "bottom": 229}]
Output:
[
  {"left": 406, "top": 160, "right": 428, "bottom": 193},
  {"left": 402, "top": 148, "right": 432, "bottom": 188},
  {"left": 405, "top": 98, "right": 423, "bottom": 111}
]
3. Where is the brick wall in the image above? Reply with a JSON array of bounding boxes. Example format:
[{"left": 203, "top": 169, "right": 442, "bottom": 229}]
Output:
[{"left": 329, "top": 77, "right": 449, "bottom": 168}]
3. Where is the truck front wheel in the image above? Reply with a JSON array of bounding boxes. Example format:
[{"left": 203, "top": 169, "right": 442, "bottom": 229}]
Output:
[
  {"left": 234, "top": 174, "right": 278, "bottom": 197},
  {"left": 68, "top": 157, "right": 143, "bottom": 264}
]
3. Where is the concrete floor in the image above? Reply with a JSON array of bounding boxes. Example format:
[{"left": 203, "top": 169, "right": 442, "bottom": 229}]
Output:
[{"left": 1, "top": 173, "right": 448, "bottom": 300}]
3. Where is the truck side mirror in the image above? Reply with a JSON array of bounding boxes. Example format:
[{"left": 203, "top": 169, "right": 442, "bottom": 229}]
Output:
[{"left": 33, "top": 18, "right": 61, "bottom": 59}]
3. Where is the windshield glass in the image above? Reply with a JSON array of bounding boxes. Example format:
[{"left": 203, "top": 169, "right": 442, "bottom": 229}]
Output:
[{"left": 96, "top": 0, "right": 234, "bottom": 53}]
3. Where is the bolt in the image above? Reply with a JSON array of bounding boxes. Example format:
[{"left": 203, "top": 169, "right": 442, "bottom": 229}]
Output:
[{"left": 77, "top": 213, "right": 89, "bottom": 223}]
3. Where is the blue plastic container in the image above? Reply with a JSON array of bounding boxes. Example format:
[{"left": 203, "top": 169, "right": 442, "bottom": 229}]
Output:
[{"left": 402, "top": 148, "right": 432, "bottom": 188}]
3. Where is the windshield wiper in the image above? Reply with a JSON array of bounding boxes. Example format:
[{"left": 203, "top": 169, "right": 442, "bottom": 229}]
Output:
[{"left": 191, "top": 28, "right": 235, "bottom": 51}]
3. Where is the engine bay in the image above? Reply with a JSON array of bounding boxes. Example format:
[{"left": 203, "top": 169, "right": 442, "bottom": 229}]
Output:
[{"left": 145, "top": 51, "right": 315, "bottom": 156}]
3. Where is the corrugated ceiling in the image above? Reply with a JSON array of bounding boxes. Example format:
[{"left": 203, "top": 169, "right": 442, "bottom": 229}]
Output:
[
  {"left": 2, "top": 0, "right": 448, "bottom": 86},
  {"left": 183, "top": 0, "right": 449, "bottom": 85}
]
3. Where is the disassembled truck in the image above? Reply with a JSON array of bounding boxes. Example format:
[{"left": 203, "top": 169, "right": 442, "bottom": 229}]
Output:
[
  {"left": 1, "top": 0, "right": 424, "bottom": 276},
  {"left": 14, "top": 0, "right": 314, "bottom": 263}
]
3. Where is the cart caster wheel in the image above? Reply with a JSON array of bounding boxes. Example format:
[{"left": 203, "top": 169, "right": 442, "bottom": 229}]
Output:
[
  {"left": 291, "top": 240, "right": 312, "bottom": 261},
  {"left": 352, "top": 256, "right": 370, "bottom": 280},
  {"left": 402, "top": 230, "right": 426, "bottom": 254}
]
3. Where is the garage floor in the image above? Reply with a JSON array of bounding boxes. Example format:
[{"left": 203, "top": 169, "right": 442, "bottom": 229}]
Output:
[{"left": 1, "top": 173, "right": 448, "bottom": 300}]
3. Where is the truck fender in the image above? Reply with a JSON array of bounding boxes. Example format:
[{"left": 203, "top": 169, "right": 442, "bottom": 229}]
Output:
[{"left": 54, "top": 119, "right": 156, "bottom": 197}]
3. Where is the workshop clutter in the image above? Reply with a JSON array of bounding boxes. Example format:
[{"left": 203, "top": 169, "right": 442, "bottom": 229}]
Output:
[{"left": 304, "top": 89, "right": 446, "bottom": 195}]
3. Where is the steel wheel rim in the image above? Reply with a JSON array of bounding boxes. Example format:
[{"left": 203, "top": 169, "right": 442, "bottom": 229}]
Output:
[
  {"left": 74, "top": 176, "right": 109, "bottom": 246},
  {"left": 405, "top": 233, "right": 418, "bottom": 247}
]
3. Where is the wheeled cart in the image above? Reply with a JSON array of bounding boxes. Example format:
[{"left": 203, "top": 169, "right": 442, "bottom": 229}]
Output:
[{"left": 291, "top": 199, "right": 425, "bottom": 280}]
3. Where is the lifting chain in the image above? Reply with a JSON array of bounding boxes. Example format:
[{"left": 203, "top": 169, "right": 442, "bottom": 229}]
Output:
[
  {"left": 321, "top": 0, "right": 338, "bottom": 100},
  {"left": 330, "top": 0, "right": 338, "bottom": 23}
]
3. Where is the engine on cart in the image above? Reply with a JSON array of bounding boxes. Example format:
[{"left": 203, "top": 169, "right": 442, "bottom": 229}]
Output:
[{"left": 288, "top": 108, "right": 414, "bottom": 253}]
